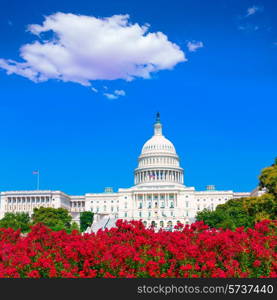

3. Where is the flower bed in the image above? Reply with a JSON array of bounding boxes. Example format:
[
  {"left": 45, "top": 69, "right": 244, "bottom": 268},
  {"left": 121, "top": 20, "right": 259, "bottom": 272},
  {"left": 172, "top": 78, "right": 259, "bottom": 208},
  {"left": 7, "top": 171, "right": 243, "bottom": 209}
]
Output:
[{"left": 0, "top": 220, "right": 276, "bottom": 278}]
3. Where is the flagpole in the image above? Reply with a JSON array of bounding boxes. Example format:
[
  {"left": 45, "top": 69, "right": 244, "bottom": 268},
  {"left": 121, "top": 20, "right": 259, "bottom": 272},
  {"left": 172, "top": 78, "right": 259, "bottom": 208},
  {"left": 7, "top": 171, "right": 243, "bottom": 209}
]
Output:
[{"left": 37, "top": 170, "right": 40, "bottom": 190}]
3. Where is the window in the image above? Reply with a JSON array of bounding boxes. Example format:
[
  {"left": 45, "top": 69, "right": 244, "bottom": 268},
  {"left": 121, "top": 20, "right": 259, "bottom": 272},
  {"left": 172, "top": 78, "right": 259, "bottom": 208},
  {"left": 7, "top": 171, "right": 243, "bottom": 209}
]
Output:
[
  {"left": 139, "top": 202, "right": 142, "bottom": 209},
  {"left": 111, "top": 206, "right": 114, "bottom": 212},
  {"left": 104, "top": 205, "right": 106, "bottom": 211},
  {"left": 161, "top": 202, "right": 165, "bottom": 208},
  {"left": 197, "top": 205, "right": 200, "bottom": 210},
  {"left": 124, "top": 212, "right": 127, "bottom": 217},
  {"left": 148, "top": 211, "right": 151, "bottom": 217},
  {"left": 148, "top": 202, "right": 151, "bottom": 209},
  {"left": 155, "top": 202, "right": 158, "bottom": 208},
  {"left": 169, "top": 194, "right": 174, "bottom": 199},
  {"left": 96, "top": 207, "right": 99, "bottom": 212},
  {"left": 147, "top": 195, "right": 151, "bottom": 200},
  {"left": 124, "top": 202, "right": 127, "bottom": 209},
  {"left": 170, "top": 201, "right": 174, "bottom": 208},
  {"left": 186, "top": 201, "right": 189, "bottom": 208},
  {"left": 139, "top": 212, "right": 142, "bottom": 218}
]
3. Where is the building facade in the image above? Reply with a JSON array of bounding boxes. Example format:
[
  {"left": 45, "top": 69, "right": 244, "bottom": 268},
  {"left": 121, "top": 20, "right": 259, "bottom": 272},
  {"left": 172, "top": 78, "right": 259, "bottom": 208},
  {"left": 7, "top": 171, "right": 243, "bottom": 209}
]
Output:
[{"left": 0, "top": 114, "right": 259, "bottom": 230}]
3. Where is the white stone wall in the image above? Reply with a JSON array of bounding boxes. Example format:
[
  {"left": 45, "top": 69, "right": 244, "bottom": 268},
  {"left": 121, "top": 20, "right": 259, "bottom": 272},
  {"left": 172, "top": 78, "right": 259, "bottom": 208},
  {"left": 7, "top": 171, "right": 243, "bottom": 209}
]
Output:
[{"left": 0, "top": 190, "right": 71, "bottom": 218}]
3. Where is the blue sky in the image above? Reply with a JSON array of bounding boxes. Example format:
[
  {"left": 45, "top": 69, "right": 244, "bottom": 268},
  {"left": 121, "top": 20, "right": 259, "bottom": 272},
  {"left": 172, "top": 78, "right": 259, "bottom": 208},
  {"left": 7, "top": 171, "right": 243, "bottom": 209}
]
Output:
[{"left": 0, "top": 0, "right": 276, "bottom": 195}]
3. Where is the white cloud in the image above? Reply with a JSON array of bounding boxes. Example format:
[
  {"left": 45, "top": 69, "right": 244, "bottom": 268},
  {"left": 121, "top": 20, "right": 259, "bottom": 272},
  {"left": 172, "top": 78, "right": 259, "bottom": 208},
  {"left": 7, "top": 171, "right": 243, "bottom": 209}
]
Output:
[
  {"left": 0, "top": 13, "right": 186, "bottom": 87},
  {"left": 91, "top": 87, "right": 98, "bottom": 93},
  {"left": 246, "top": 5, "right": 259, "bottom": 17},
  {"left": 104, "top": 93, "right": 118, "bottom": 100},
  {"left": 187, "top": 41, "right": 203, "bottom": 52},
  {"left": 103, "top": 89, "right": 126, "bottom": 99},
  {"left": 114, "top": 89, "right": 126, "bottom": 96},
  {"left": 246, "top": 5, "right": 263, "bottom": 17},
  {"left": 238, "top": 24, "right": 259, "bottom": 32}
]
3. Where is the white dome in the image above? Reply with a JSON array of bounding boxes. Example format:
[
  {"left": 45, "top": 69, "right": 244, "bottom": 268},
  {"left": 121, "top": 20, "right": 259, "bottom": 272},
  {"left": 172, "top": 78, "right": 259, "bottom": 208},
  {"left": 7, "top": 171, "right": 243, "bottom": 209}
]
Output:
[
  {"left": 141, "top": 135, "right": 176, "bottom": 155},
  {"left": 134, "top": 113, "right": 184, "bottom": 186}
]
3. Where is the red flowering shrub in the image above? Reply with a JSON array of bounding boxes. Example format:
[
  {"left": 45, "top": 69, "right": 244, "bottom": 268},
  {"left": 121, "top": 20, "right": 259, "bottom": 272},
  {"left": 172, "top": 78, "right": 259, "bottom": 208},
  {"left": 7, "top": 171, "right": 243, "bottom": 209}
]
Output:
[{"left": 0, "top": 220, "right": 276, "bottom": 278}]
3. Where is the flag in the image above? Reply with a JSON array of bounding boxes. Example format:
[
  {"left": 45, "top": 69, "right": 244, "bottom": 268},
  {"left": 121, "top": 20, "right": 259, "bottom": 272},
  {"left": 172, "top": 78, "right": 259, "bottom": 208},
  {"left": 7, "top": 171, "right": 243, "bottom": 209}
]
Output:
[{"left": 32, "top": 170, "right": 39, "bottom": 175}]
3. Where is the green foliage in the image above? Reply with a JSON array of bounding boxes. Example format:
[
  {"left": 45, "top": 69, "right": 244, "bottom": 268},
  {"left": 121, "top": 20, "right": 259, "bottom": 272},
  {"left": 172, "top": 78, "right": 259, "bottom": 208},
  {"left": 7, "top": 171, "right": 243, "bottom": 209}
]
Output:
[
  {"left": 0, "top": 212, "right": 31, "bottom": 233},
  {"left": 196, "top": 200, "right": 255, "bottom": 230},
  {"left": 196, "top": 158, "right": 277, "bottom": 230},
  {"left": 70, "top": 221, "right": 80, "bottom": 233},
  {"left": 259, "top": 158, "right": 277, "bottom": 196},
  {"left": 32, "top": 207, "right": 72, "bottom": 232},
  {"left": 244, "top": 193, "right": 277, "bottom": 222},
  {"left": 80, "top": 211, "right": 94, "bottom": 232}
]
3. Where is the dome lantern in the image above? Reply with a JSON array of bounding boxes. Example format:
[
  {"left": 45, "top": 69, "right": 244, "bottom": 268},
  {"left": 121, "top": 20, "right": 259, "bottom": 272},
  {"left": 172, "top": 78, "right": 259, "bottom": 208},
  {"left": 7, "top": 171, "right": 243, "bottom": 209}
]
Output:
[{"left": 154, "top": 112, "right": 162, "bottom": 136}]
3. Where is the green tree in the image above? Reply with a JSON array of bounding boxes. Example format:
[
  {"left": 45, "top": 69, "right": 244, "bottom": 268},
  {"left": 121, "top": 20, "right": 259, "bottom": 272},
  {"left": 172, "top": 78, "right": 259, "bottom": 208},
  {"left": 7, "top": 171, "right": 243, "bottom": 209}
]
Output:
[
  {"left": 0, "top": 212, "right": 31, "bottom": 233},
  {"left": 196, "top": 158, "right": 277, "bottom": 229},
  {"left": 80, "top": 211, "right": 94, "bottom": 232},
  {"left": 259, "top": 158, "right": 277, "bottom": 196},
  {"left": 196, "top": 200, "right": 254, "bottom": 230},
  {"left": 32, "top": 207, "right": 72, "bottom": 232}
]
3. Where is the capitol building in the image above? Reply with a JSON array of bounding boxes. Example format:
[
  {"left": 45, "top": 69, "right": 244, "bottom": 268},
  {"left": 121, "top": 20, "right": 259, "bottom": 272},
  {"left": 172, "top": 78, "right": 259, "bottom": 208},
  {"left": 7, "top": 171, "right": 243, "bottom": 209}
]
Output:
[{"left": 0, "top": 114, "right": 259, "bottom": 231}]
